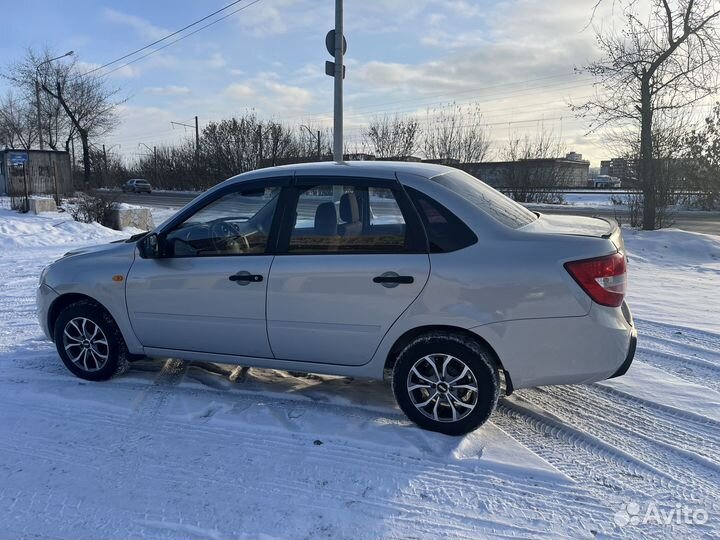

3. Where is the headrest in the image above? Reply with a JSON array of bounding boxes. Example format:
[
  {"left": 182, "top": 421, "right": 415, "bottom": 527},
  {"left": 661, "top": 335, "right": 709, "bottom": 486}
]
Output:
[
  {"left": 339, "top": 192, "right": 360, "bottom": 223},
  {"left": 314, "top": 202, "right": 338, "bottom": 236}
]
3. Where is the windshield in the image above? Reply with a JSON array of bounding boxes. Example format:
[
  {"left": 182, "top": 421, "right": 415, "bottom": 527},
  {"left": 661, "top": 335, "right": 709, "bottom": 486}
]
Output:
[{"left": 431, "top": 169, "right": 537, "bottom": 229}]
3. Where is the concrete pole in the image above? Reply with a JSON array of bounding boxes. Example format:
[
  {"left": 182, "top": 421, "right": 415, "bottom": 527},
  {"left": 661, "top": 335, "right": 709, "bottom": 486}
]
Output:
[
  {"left": 333, "top": 0, "right": 343, "bottom": 162},
  {"left": 194, "top": 115, "right": 200, "bottom": 169},
  {"left": 35, "top": 80, "right": 44, "bottom": 150}
]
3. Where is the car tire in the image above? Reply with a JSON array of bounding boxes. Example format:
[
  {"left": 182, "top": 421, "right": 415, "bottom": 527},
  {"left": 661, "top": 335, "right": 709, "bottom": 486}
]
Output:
[
  {"left": 392, "top": 332, "right": 499, "bottom": 436},
  {"left": 53, "top": 300, "right": 130, "bottom": 382}
]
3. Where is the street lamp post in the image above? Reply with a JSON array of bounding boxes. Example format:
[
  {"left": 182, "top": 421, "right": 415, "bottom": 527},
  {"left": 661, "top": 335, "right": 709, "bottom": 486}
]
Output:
[{"left": 35, "top": 51, "right": 74, "bottom": 150}]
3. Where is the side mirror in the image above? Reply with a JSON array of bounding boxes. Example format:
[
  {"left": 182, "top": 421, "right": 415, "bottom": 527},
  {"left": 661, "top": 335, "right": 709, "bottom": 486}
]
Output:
[{"left": 138, "top": 233, "right": 163, "bottom": 259}]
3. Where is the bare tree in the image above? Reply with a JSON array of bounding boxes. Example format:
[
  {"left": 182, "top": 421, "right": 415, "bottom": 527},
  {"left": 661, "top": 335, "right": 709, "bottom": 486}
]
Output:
[
  {"left": 363, "top": 114, "right": 420, "bottom": 159},
  {"left": 683, "top": 102, "right": 720, "bottom": 208},
  {"left": 4, "top": 48, "right": 74, "bottom": 151},
  {"left": 4, "top": 48, "right": 121, "bottom": 186},
  {"left": 423, "top": 103, "right": 491, "bottom": 163},
  {"left": 40, "top": 68, "right": 120, "bottom": 186},
  {"left": 501, "top": 128, "right": 569, "bottom": 203},
  {"left": 0, "top": 92, "right": 37, "bottom": 149},
  {"left": 576, "top": 0, "right": 720, "bottom": 229}
]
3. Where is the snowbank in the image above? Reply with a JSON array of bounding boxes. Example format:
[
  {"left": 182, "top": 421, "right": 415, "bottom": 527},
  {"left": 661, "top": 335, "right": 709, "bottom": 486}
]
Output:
[
  {"left": 0, "top": 207, "right": 133, "bottom": 249},
  {"left": 624, "top": 228, "right": 720, "bottom": 333}
]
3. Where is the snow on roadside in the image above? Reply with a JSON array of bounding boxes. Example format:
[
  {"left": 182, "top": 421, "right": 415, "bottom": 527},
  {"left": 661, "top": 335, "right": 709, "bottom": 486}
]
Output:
[
  {"left": 0, "top": 207, "right": 132, "bottom": 249},
  {"left": 624, "top": 228, "right": 720, "bottom": 333}
]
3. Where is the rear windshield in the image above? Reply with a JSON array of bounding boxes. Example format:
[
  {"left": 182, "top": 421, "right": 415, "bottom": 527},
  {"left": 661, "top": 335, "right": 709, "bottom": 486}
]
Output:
[{"left": 430, "top": 170, "right": 537, "bottom": 229}]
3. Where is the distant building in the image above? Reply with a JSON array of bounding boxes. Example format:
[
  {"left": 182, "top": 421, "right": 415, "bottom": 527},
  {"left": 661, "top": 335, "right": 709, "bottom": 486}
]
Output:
[
  {"left": 600, "top": 158, "right": 637, "bottom": 184},
  {"left": 0, "top": 149, "right": 73, "bottom": 196},
  {"left": 459, "top": 154, "right": 590, "bottom": 188},
  {"left": 342, "top": 153, "right": 375, "bottom": 161}
]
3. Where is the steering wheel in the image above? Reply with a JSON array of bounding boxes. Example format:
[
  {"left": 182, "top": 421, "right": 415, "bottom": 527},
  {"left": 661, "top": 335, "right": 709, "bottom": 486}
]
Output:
[{"left": 209, "top": 221, "right": 240, "bottom": 252}]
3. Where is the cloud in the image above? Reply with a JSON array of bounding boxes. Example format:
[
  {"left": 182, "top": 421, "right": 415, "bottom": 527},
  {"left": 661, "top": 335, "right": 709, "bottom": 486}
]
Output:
[
  {"left": 75, "top": 61, "right": 139, "bottom": 78},
  {"left": 207, "top": 53, "right": 227, "bottom": 70},
  {"left": 145, "top": 85, "right": 191, "bottom": 96},
  {"left": 222, "top": 73, "right": 314, "bottom": 117},
  {"left": 103, "top": 8, "right": 169, "bottom": 40},
  {"left": 224, "top": 83, "right": 256, "bottom": 100}
]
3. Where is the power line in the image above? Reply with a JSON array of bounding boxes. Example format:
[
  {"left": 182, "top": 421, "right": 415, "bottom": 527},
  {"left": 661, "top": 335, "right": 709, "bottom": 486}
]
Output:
[
  {"left": 83, "top": 0, "right": 263, "bottom": 79},
  {"left": 82, "top": 0, "right": 249, "bottom": 77}
]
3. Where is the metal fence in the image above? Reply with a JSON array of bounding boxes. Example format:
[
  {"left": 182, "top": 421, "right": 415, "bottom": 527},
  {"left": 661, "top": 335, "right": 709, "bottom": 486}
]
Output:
[{"left": 7, "top": 163, "right": 62, "bottom": 212}]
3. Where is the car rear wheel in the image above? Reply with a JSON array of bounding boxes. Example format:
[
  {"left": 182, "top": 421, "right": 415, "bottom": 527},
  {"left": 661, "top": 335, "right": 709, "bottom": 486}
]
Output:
[
  {"left": 53, "top": 301, "right": 129, "bottom": 381},
  {"left": 392, "top": 333, "right": 499, "bottom": 435}
]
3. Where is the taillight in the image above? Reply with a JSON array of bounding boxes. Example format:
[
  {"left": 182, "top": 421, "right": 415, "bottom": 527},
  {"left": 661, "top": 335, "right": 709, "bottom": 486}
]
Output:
[{"left": 564, "top": 252, "right": 627, "bottom": 307}]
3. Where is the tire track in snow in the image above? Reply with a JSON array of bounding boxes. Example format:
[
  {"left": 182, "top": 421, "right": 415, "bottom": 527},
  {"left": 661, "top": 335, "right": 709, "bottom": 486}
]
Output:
[
  {"left": 635, "top": 349, "right": 720, "bottom": 393},
  {"left": 534, "top": 384, "right": 720, "bottom": 463},
  {"left": 516, "top": 387, "right": 720, "bottom": 501},
  {"left": 493, "top": 399, "right": 716, "bottom": 539},
  {"left": 635, "top": 318, "right": 720, "bottom": 359},
  {"left": 0, "top": 394, "right": 615, "bottom": 539}
]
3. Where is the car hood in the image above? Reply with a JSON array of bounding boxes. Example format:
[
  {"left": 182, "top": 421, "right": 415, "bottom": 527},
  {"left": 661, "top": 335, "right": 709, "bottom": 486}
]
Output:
[{"left": 63, "top": 240, "right": 137, "bottom": 259}]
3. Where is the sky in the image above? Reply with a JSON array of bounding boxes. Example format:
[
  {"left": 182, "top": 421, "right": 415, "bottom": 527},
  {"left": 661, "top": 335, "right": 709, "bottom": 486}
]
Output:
[{"left": 0, "top": 0, "right": 652, "bottom": 166}]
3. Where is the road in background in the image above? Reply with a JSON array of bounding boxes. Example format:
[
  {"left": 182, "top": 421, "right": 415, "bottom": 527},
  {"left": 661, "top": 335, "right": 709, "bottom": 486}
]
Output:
[{"left": 108, "top": 190, "right": 720, "bottom": 235}]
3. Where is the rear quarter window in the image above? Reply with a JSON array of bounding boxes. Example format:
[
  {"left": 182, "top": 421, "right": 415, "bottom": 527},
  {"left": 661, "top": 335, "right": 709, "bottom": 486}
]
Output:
[
  {"left": 406, "top": 187, "right": 477, "bottom": 253},
  {"left": 431, "top": 170, "right": 537, "bottom": 229}
]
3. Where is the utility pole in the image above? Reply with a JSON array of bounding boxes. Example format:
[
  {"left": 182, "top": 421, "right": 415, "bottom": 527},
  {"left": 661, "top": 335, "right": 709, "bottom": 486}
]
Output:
[
  {"left": 333, "top": 0, "right": 344, "bottom": 162},
  {"left": 300, "top": 125, "right": 322, "bottom": 161},
  {"left": 171, "top": 117, "right": 200, "bottom": 168},
  {"left": 35, "top": 51, "right": 74, "bottom": 150},
  {"left": 154, "top": 146, "right": 158, "bottom": 182},
  {"left": 102, "top": 144, "right": 108, "bottom": 176},
  {"left": 70, "top": 136, "right": 76, "bottom": 181},
  {"left": 35, "top": 80, "right": 43, "bottom": 150},
  {"left": 257, "top": 124, "right": 263, "bottom": 168},
  {"left": 194, "top": 115, "right": 200, "bottom": 170}
]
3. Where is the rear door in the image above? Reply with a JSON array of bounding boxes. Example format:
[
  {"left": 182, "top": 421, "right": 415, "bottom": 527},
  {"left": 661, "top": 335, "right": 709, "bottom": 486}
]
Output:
[{"left": 266, "top": 177, "right": 430, "bottom": 366}]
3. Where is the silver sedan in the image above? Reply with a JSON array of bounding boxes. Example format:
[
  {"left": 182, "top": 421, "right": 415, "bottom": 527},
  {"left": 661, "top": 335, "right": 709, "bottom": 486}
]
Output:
[{"left": 37, "top": 161, "right": 636, "bottom": 435}]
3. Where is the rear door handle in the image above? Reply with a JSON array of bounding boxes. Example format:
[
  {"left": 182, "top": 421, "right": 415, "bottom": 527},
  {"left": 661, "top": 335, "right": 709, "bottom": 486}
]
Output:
[
  {"left": 373, "top": 272, "right": 414, "bottom": 288},
  {"left": 229, "top": 271, "right": 263, "bottom": 285}
]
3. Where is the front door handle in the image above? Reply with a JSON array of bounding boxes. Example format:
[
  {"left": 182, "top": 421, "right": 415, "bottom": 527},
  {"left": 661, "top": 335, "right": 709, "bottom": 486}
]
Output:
[
  {"left": 229, "top": 271, "right": 263, "bottom": 285},
  {"left": 373, "top": 272, "right": 414, "bottom": 288}
]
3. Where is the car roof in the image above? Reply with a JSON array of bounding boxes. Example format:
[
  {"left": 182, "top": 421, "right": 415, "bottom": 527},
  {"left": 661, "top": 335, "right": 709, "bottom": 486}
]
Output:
[{"left": 229, "top": 160, "right": 456, "bottom": 183}]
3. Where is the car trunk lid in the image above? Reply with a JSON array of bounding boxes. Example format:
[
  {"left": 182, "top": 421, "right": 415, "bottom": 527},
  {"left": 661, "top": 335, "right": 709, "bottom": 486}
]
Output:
[{"left": 521, "top": 213, "right": 625, "bottom": 252}]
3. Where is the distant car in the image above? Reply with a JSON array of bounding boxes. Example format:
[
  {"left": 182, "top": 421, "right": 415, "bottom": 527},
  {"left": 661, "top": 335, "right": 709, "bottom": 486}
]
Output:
[
  {"left": 37, "top": 162, "right": 636, "bottom": 435},
  {"left": 593, "top": 175, "right": 622, "bottom": 188},
  {"left": 122, "top": 179, "right": 152, "bottom": 193}
]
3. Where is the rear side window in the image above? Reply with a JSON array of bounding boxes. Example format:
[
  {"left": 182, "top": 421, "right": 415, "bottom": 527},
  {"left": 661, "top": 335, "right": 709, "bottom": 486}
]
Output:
[
  {"left": 431, "top": 170, "right": 537, "bottom": 229},
  {"left": 287, "top": 184, "right": 411, "bottom": 253},
  {"left": 406, "top": 187, "right": 477, "bottom": 253}
]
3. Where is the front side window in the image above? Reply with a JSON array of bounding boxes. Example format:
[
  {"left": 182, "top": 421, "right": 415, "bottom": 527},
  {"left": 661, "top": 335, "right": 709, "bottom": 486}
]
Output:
[
  {"left": 288, "top": 184, "right": 410, "bottom": 253},
  {"left": 164, "top": 187, "right": 279, "bottom": 257}
]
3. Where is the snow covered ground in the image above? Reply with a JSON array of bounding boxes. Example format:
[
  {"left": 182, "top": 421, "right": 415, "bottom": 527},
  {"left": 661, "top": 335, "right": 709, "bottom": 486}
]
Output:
[{"left": 1, "top": 205, "right": 719, "bottom": 539}]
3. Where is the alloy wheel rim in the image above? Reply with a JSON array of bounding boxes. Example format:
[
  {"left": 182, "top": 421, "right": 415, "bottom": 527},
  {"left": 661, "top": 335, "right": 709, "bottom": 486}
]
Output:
[
  {"left": 62, "top": 317, "right": 109, "bottom": 372},
  {"left": 406, "top": 354, "right": 479, "bottom": 423}
]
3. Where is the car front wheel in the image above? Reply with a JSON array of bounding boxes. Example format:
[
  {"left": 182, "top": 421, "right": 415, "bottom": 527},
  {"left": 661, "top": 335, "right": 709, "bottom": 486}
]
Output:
[
  {"left": 392, "top": 333, "right": 499, "bottom": 435},
  {"left": 53, "top": 301, "right": 129, "bottom": 381}
]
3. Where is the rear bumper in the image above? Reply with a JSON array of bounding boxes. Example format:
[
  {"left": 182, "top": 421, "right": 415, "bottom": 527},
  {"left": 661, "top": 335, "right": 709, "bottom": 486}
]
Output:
[
  {"left": 470, "top": 302, "right": 635, "bottom": 390},
  {"left": 608, "top": 326, "right": 637, "bottom": 379}
]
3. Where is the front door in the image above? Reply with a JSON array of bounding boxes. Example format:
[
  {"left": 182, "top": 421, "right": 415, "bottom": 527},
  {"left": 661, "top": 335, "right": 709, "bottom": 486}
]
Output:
[
  {"left": 126, "top": 184, "right": 281, "bottom": 357},
  {"left": 267, "top": 179, "right": 430, "bottom": 366}
]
